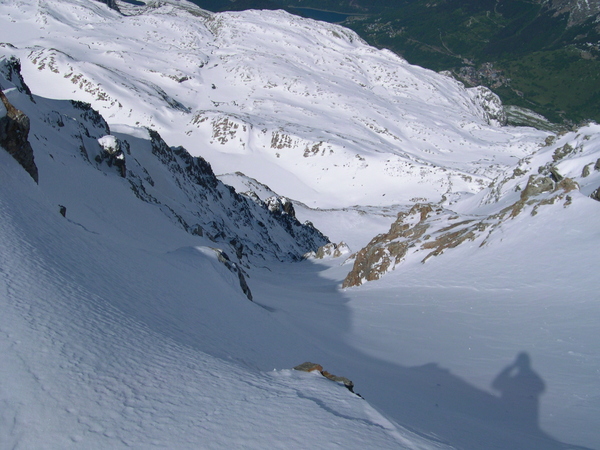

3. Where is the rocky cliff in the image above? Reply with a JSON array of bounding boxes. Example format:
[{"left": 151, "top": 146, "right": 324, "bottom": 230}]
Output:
[
  {"left": 0, "top": 57, "right": 329, "bottom": 264},
  {"left": 343, "top": 123, "right": 600, "bottom": 287},
  {"left": 96, "top": 0, "right": 120, "bottom": 12},
  {"left": 0, "top": 90, "right": 38, "bottom": 182}
]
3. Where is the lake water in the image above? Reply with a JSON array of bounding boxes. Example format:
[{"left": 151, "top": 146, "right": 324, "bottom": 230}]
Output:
[{"left": 289, "top": 7, "right": 353, "bottom": 23}]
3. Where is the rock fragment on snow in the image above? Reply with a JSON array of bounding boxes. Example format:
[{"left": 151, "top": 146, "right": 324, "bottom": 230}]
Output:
[{"left": 294, "top": 362, "right": 355, "bottom": 392}]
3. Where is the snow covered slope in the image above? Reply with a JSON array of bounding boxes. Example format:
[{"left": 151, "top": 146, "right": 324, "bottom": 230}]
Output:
[
  {"left": 343, "top": 123, "right": 600, "bottom": 286},
  {"left": 0, "top": 138, "right": 428, "bottom": 450},
  {"left": 0, "top": 0, "right": 548, "bottom": 207},
  {"left": 0, "top": 51, "right": 438, "bottom": 449},
  {"left": 1, "top": 0, "right": 599, "bottom": 449},
  {"left": 0, "top": 55, "right": 328, "bottom": 265}
]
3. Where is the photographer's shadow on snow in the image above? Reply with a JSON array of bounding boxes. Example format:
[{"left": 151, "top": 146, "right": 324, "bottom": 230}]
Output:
[
  {"left": 364, "top": 351, "right": 592, "bottom": 450},
  {"left": 485, "top": 352, "right": 591, "bottom": 449},
  {"left": 492, "top": 352, "right": 545, "bottom": 429},
  {"left": 253, "top": 262, "right": 591, "bottom": 449}
]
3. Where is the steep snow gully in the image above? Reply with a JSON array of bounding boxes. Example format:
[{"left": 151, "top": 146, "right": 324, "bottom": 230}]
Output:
[{"left": 1, "top": 0, "right": 600, "bottom": 449}]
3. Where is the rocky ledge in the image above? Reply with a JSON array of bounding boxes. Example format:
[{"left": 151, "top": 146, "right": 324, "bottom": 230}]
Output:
[{"left": 0, "top": 90, "right": 38, "bottom": 182}]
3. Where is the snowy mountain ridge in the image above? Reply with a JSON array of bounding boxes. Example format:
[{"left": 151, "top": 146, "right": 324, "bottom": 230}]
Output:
[
  {"left": 0, "top": 55, "right": 328, "bottom": 266},
  {"left": 1, "top": 37, "right": 459, "bottom": 448},
  {"left": 1, "top": 0, "right": 546, "bottom": 207},
  {"left": 343, "top": 122, "right": 600, "bottom": 286}
]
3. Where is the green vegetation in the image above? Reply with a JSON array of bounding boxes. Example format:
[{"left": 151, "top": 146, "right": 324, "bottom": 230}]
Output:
[
  {"left": 496, "top": 49, "right": 600, "bottom": 123},
  {"left": 343, "top": 0, "right": 600, "bottom": 125}
]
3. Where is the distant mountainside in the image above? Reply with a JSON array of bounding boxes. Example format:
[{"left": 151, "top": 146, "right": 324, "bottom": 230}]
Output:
[
  {"left": 344, "top": 0, "right": 600, "bottom": 125},
  {"left": 190, "top": 0, "right": 600, "bottom": 126},
  {"left": 2, "top": 0, "right": 538, "bottom": 210}
]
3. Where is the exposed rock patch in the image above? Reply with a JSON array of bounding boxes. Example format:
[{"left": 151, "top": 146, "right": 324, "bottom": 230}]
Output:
[
  {"left": 0, "top": 56, "right": 34, "bottom": 101},
  {"left": 343, "top": 204, "right": 436, "bottom": 287},
  {"left": 0, "top": 57, "right": 329, "bottom": 266},
  {"left": 265, "top": 196, "right": 295, "bottom": 217},
  {"left": 97, "top": 135, "right": 126, "bottom": 177},
  {"left": 344, "top": 173, "right": 581, "bottom": 287},
  {"left": 521, "top": 175, "right": 555, "bottom": 198},
  {"left": 305, "top": 242, "right": 351, "bottom": 259},
  {"left": 0, "top": 91, "right": 38, "bottom": 182},
  {"left": 212, "top": 248, "right": 253, "bottom": 301},
  {"left": 94, "top": 0, "right": 120, "bottom": 12},
  {"left": 469, "top": 85, "right": 507, "bottom": 127},
  {"left": 270, "top": 131, "right": 294, "bottom": 150},
  {"left": 137, "top": 129, "right": 329, "bottom": 262},
  {"left": 293, "top": 362, "right": 355, "bottom": 393},
  {"left": 211, "top": 116, "right": 246, "bottom": 145},
  {"left": 293, "top": 362, "right": 323, "bottom": 373}
]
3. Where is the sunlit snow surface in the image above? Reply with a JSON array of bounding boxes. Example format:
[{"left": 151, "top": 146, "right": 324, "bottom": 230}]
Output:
[
  {"left": 0, "top": 0, "right": 547, "bottom": 208},
  {"left": 1, "top": 0, "right": 600, "bottom": 449}
]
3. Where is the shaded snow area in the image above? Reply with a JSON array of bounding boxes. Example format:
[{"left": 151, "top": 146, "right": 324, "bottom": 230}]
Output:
[
  {"left": 0, "top": 83, "right": 428, "bottom": 449},
  {"left": 0, "top": 164, "right": 416, "bottom": 449},
  {"left": 1, "top": 0, "right": 600, "bottom": 449}
]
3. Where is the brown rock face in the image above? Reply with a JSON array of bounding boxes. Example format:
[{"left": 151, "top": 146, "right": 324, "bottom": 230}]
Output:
[
  {"left": 343, "top": 204, "right": 435, "bottom": 288},
  {"left": 293, "top": 362, "right": 324, "bottom": 373},
  {"left": 293, "top": 362, "right": 354, "bottom": 392},
  {"left": 0, "top": 91, "right": 38, "bottom": 182},
  {"left": 343, "top": 173, "right": 581, "bottom": 287}
]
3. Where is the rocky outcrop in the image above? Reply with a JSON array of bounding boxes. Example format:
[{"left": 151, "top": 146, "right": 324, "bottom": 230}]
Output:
[
  {"left": 343, "top": 204, "right": 437, "bottom": 287},
  {"left": 521, "top": 175, "right": 555, "bottom": 198},
  {"left": 293, "top": 362, "right": 355, "bottom": 393},
  {"left": 1, "top": 53, "right": 328, "bottom": 266},
  {"left": 95, "top": 0, "right": 120, "bottom": 12},
  {"left": 0, "top": 91, "right": 38, "bottom": 182},
  {"left": 210, "top": 248, "right": 253, "bottom": 301},
  {"left": 469, "top": 86, "right": 507, "bottom": 127},
  {"left": 138, "top": 129, "right": 329, "bottom": 262},
  {"left": 97, "top": 135, "right": 126, "bottom": 177},
  {"left": 293, "top": 362, "right": 324, "bottom": 373},
  {"left": 265, "top": 195, "right": 296, "bottom": 217},
  {"left": 71, "top": 100, "right": 111, "bottom": 136},
  {"left": 148, "top": 128, "right": 219, "bottom": 190},
  {"left": 0, "top": 56, "right": 34, "bottom": 101},
  {"left": 343, "top": 173, "right": 580, "bottom": 287},
  {"left": 304, "top": 241, "right": 351, "bottom": 259}
]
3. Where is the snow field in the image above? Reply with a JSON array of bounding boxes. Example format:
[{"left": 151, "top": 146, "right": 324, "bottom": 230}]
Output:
[
  {"left": 0, "top": 135, "right": 434, "bottom": 449},
  {"left": 1, "top": 0, "right": 549, "bottom": 208}
]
